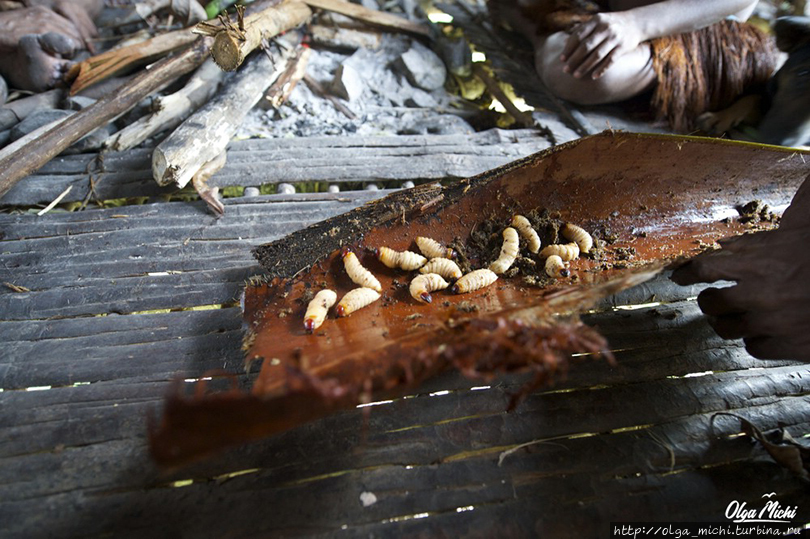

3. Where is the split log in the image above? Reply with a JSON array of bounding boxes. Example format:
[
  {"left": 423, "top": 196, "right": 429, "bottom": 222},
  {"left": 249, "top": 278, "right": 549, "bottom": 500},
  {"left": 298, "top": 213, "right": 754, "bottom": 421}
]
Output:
[
  {"left": 194, "top": 1, "right": 312, "bottom": 71},
  {"left": 152, "top": 47, "right": 295, "bottom": 188},
  {"left": 302, "top": 0, "right": 430, "bottom": 37},
  {"left": 0, "top": 38, "right": 211, "bottom": 200},
  {"left": 105, "top": 59, "right": 226, "bottom": 151},
  {"left": 68, "top": 29, "right": 199, "bottom": 95}
]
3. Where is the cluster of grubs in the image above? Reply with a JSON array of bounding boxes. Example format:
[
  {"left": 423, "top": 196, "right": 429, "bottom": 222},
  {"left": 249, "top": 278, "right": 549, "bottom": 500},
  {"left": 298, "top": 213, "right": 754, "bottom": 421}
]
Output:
[
  {"left": 495, "top": 215, "right": 592, "bottom": 279},
  {"left": 303, "top": 219, "right": 593, "bottom": 333}
]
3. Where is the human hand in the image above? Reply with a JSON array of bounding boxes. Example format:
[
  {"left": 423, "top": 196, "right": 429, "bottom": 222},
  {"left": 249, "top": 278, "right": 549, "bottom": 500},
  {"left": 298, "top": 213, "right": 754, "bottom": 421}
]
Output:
[
  {"left": 671, "top": 176, "right": 810, "bottom": 360},
  {"left": 560, "top": 11, "right": 644, "bottom": 80}
]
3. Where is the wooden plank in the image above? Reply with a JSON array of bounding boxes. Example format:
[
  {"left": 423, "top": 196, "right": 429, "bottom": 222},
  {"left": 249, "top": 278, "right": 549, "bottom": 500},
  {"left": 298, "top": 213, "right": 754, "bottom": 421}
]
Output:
[
  {"left": 0, "top": 193, "right": 396, "bottom": 319},
  {"left": 0, "top": 192, "right": 388, "bottom": 240},
  {"left": 1, "top": 130, "right": 552, "bottom": 206},
  {"left": 0, "top": 309, "right": 245, "bottom": 389},
  {"left": 0, "top": 366, "right": 806, "bottom": 537},
  {"left": 2, "top": 181, "right": 808, "bottom": 537}
]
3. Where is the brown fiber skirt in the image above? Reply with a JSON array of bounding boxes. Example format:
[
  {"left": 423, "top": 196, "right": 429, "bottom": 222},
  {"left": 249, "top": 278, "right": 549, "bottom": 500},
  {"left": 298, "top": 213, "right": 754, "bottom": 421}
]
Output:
[{"left": 488, "top": 0, "right": 779, "bottom": 132}]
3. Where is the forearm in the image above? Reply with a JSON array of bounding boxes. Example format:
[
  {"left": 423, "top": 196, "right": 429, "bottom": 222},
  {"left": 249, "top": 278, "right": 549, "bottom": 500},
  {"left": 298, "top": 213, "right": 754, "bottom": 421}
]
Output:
[{"left": 623, "top": 0, "right": 757, "bottom": 42}]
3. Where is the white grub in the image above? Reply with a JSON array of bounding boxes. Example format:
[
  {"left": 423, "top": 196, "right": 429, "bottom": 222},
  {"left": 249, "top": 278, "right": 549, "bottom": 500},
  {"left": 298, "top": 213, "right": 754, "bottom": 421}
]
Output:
[
  {"left": 511, "top": 214, "right": 541, "bottom": 253},
  {"left": 419, "top": 257, "right": 462, "bottom": 280},
  {"left": 336, "top": 287, "right": 381, "bottom": 317},
  {"left": 415, "top": 236, "right": 454, "bottom": 260},
  {"left": 343, "top": 250, "right": 382, "bottom": 292},
  {"left": 409, "top": 273, "right": 449, "bottom": 303},
  {"left": 561, "top": 223, "right": 593, "bottom": 254},
  {"left": 303, "top": 289, "right": 337, "bottom": 332},
  {"left": 539, "top": 242, "right": 580, "bottom": 261},
  {"left": 452, "top": 268, "right": 498, "bottom": 294},
  {"left": 376, "top": 246, "right": 427, "bottom": 271},
  {"left": 544, "top": 255, "right": 570, "bottom": 278},
  {"left": 489, "top": 227, "right": 520, "bottom": 274}
]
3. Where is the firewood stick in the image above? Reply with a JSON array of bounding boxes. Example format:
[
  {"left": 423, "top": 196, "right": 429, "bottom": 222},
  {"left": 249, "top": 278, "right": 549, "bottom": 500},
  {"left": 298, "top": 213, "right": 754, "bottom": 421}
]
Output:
[
  {"left": 260, "top": 45, "right": 311, "bottom": 110},
  {"left": 152, "top": 46, "right": 296, "bottom": 188},
  {"left": 194, "top": 1, "right": 312, "bottom": 71},
  {"left": 0, "top": 39, "right": 211, "bottom": 201},
  {"left": 68, "top": 29, "right": 199, "bottom": 95},
  {"left": 301, "top": 0, "right": 429, "bottom": 37},
  {"left": 106, "top": 59, "right": 226, "bottom": 151}
]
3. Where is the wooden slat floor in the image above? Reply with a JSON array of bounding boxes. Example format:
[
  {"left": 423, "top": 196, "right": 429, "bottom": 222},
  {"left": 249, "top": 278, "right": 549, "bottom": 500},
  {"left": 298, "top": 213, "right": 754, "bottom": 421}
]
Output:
[{"left": 2, "top": 134, "right": 809, "bottom": 537}]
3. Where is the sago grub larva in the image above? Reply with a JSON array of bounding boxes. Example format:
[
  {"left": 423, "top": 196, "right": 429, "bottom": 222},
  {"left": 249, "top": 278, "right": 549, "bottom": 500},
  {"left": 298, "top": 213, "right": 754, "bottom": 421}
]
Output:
[
  {"left": 336, "top": 287, "right": 381, "bottom": 317},
  {"left": 561, "top": 223, "right": 593, "bottom": 254},
  {"left": 452, "top": 268, "right": 498, "bottom": 294},
  {"left": 544, "top": 255, "right": 570, "bottom": 278},
  {"left": 490, "top": 227, "right": 520, "bottom": 274},
  {"left": 303, "top": 289, "right": 337, "bottom": 332},
  {"left": 342, "top": 250, "right": 382, "bottom": 292},
  {"left": 415, "top": 236, "right": 454, "bottom": 260},
  {"left": 539, "top": 242, "right": 580, "bottom": 261},
  {"left": 511, "top": 214, "right": 541, "bottom": 253},
  {"left": 419, "top": 257, "right": 462, "bottom": 280},
  {"left": 409, "top": 273, "right": 449, "bottom": 303},
  {"left": 376, "top": 246, "right": 427, "bottom": 271}
]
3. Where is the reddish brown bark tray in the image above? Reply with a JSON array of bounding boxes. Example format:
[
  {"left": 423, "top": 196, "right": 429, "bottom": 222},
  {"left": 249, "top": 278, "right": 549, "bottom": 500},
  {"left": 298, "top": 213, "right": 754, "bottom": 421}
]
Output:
[{"left": 150, "top": 132, "right": 810, "bottom": 467}]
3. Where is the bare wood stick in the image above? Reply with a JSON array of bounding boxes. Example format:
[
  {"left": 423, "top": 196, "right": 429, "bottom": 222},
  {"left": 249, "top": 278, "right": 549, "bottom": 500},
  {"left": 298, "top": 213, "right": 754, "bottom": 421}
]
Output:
[
  {"left": 68, "top": 29, "right": 199, "bottom": 95},
  {"left": 472, "top": 63, "right": 534, "bottom": 129},
  {"left": 302, "top": 0, "right": 429, "bottom": 37},
  {"left": 194, "top": 2, "right": 312, "bottom": 71},
  {"left": 153, "top": 47, "right": 295, "bottom": 188},
  {"left": 106, "top": 59, "right": 226, "bottom": 151},
  {"left": 37, "top": 185, "right": 72, "bottom": 216},
  {"left": 0, "top": 39, "right": 211, "bottom": 200},
  {"left": 260, "top": 45, "right": 311, "bottom": 110}
]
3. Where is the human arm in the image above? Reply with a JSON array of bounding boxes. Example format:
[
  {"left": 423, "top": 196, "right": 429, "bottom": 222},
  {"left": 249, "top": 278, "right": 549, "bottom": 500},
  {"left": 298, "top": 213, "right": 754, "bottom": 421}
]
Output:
[{"left": 561, "top": 0, "right": 758, "bottom": 79}]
